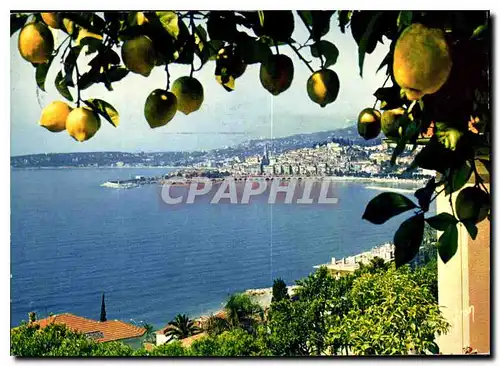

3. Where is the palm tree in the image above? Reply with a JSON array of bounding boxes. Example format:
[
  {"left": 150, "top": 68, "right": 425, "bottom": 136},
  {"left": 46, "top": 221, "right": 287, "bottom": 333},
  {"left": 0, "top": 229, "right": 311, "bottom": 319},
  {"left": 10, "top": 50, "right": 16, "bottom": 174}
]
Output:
[
  {"left": 142, "top": 323, "right": 155, "bottom": 343},
  {"left": 224, "top": 293, "right": 263, "bottom": 332},
  {"left": 164, "top": 314, "right": 200, "bottom": 340}
]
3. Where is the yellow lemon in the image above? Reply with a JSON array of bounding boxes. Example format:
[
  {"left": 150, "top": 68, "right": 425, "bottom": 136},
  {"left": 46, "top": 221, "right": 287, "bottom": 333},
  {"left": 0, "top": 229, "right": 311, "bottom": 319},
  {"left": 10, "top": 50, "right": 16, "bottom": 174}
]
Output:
[
  {"left": 18, "top": 22, "right": 54, "bottom": 64},
  {"left": 171, "top": 77, "right": 204, "bottom": 115},
  {"left": 381, "top": 107, "right": 405, "bottom": 139},
  {"left": 393, "top": 23, "right": 452, "bottom": 101},
  {"left": 39, "top": 101, "right": 73, "bottom": 132},
  {"left": 357, "top": 108, "right": 382, "bottom": 140},
  {"left": 306, "top": 69, "right": 340, "bottom": 107},
  {"left": 41, "top": 13, "right": 61, "bottom": 29},
  {"left": 66, "top": 107, "right": 101, "bottom": 142},
  {"left": 121, "top": 36, "right": 156, "bottom": 77}
]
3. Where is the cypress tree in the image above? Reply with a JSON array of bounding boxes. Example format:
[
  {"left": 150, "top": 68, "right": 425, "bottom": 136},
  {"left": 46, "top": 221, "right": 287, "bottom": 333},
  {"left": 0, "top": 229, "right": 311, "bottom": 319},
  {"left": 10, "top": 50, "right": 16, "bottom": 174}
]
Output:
[{"left": 100, "top": 293, "right": 107, "bottom": 322}]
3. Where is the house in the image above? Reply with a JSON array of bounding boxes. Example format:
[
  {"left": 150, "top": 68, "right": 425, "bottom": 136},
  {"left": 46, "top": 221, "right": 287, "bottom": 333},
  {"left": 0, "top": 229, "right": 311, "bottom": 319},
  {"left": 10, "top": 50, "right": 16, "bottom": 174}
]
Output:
[
  {"left": 29, "top": 313, "right": 146, "bottom": 344},
  {"left": 155, "top": 325, "right": 174, "bottom": 346}
]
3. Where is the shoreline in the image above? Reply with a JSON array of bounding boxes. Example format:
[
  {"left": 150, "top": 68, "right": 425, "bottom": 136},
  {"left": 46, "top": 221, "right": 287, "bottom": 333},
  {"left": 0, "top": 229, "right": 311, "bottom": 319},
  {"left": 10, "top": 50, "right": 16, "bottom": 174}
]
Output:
[
  {"left": 11, "top": 166, "right": 187, "bottom": 170},
  {"left": 12, "top": 166, "right": 429, "bottom": 186}
]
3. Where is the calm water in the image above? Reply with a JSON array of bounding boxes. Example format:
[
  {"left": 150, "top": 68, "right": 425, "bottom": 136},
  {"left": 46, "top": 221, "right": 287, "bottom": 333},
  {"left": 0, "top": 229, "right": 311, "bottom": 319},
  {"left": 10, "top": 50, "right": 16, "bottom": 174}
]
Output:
[{"left": 10, "top": 168, "right": 429, "bottom": 329}]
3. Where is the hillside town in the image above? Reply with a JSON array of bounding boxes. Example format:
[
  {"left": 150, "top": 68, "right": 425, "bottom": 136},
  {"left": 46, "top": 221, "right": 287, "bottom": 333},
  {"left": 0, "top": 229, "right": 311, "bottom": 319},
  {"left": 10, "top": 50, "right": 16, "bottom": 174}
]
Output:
[{"left": 209, "top": 141, "right": 433, "bottom": 179}]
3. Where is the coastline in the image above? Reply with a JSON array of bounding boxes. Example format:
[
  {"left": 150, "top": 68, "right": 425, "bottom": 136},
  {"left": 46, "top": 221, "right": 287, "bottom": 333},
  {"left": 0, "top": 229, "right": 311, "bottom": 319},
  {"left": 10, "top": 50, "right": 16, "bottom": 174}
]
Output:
[
  {"left": 11, "top": 166, "right": 187, "bottom": 170},
  {"left": 364, "top": 185, "right": 416, "bottom": 193},
  {"left": 11, "top": 166, "right": 429, "bottom": 186}
]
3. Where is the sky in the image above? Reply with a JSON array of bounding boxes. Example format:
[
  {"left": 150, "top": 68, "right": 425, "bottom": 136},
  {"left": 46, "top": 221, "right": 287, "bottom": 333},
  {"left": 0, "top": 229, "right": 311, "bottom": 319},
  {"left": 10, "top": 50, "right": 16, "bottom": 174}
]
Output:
[{"left": 10, "top": 12, "right": 389, "bottom": 156}]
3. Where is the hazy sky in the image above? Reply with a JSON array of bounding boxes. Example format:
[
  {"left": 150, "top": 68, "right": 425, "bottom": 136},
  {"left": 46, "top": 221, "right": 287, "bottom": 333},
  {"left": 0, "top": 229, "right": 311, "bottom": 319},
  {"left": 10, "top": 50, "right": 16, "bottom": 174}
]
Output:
[{"left": 10, "top": 12, "right": 389, "bottom": 156}]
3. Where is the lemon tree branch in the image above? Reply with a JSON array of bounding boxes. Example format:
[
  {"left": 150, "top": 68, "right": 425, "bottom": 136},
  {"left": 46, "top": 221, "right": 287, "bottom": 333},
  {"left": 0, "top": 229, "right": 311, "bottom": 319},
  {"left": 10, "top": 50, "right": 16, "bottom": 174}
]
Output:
[
  {"left": 287, "top": 41, "right": 314, "bottom": 73},
  {"left": 165, "top": 65, "right": 171, "bottom": 90}
]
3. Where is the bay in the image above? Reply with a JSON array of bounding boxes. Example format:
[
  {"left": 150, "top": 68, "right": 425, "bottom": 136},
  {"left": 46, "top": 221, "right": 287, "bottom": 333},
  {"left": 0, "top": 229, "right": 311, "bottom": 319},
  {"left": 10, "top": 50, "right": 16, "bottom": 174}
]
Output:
[{"left": 10, "top": 168, "right": 432, "bottom": 329}]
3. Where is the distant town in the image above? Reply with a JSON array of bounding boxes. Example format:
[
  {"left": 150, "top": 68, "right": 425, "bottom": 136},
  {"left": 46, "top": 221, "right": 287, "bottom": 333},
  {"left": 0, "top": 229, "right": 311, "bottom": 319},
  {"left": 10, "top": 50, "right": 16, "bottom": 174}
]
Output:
[{"left": 11, "top": 125, "right": 433, "bottom": 182}]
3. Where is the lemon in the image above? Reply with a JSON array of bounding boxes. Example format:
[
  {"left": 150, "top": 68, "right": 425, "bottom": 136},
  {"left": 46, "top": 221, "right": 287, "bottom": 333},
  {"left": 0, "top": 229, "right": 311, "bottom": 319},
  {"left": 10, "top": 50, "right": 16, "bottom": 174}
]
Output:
[
  {"left": 18, "top": 22, "right": 54, "bottom": 64},
  {"left": 381, "top": 108, "right": 405, "bottom": 139},
  {"left": 66, "top": 107, "right": 101, "bottom": 142},
  {"left": 306, "top": 69, "right": 340, "bottom": 107},
  {"left": 456, "top": 187, "right": 490, "bottom": 224},
  {"left": 171, "top": 77, "right": 204, "bottom": 115},
  {"left": 41, "top": 13, "right": 60, "bottom": 29},
  {"left": 393, "top": 23, "right": 452, "bottom": 101},
  {"left": 144, "top": 89, "right": 177, "bottom": 128},
  {"left": 260, "top": 54, "right": 294, "bottom": 96},
  {"left": 39, "top": 101, "right": 72, "bottom": 132},
  {"left": 357, "top": 108, "right": 382, "bottom": 140},
  {"left": 121, "top": 36, "right": 156, "bottom": 77}
]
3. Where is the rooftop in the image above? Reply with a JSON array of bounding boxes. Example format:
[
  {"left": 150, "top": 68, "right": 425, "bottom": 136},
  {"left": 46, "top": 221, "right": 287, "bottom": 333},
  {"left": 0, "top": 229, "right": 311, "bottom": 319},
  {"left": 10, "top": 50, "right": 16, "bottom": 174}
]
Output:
[
  {"left": 180, "top": 332, "right": 207, "bottom": 347},
  {"left": 31, "top": 313, "right": 146, "bottom": 343}
]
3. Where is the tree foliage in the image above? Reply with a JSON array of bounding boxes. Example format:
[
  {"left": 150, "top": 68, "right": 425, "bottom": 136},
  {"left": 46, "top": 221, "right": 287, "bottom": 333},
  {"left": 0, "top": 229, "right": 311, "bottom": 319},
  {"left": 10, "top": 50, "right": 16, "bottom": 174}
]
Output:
[
  {"left": 12, "top": 260, "right": 444, "bottom": 356},
  {"left": 271, "top": 277, "right": 289, "bottom": 303},
  {"left": 262, "top": 262, "right": 446, "bottom": 356},
  {"left": 341, "top": 266, "right": 447, "bottom": 355},
  {"left": 165, "top": 313, "right": 200, "bottom": 340},
  {"left": 223, "top": 293, "right": 263, "bottom": 332},
  {"left": 11, "top": 323, "right": 131, "bottom": 356}
]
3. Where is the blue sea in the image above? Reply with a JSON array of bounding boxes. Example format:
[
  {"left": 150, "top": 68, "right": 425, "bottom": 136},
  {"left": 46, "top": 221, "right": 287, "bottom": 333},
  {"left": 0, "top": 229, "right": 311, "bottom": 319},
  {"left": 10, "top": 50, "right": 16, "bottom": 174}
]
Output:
[{"left": 10, "top": 168, "right": 429, "bottom": 329}]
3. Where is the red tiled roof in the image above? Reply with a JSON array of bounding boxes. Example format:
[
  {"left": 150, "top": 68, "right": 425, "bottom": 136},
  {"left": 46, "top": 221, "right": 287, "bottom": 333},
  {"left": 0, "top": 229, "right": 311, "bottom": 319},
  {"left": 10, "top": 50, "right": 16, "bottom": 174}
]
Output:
[
  {"left": 180, "top": 332, "right": 206, "bottom": 347},
  {"left": 32, "top": 313, "right": 146, "bottom": 343}
]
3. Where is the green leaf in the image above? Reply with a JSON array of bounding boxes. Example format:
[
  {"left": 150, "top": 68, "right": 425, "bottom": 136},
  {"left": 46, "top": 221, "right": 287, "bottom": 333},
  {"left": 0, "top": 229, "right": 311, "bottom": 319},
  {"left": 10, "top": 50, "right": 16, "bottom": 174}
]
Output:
[
  {"left": 207, "top": 11, "right": 237, "bottom": 41},
  {"left": 437, "top": 224, "right": 458, "bottom": 264},
  {"left": 88, "top": 49, "right": 120, "bottom": 70},
  {"left": 79, "top": 37, "right": 103, "bottom": 55},
  {"left": 35, "top": 56, "right": 55, "bottom": 92},
  {"left": 78, "top": 70, "right": 100, "bottom": 90},
  {"left": 374, "top": 85, "right": 401, "bottom": 110},
  {"left": 54, "top": 71, "right": 73, "bottom": 102},
  {"left": 414, "top": 178, "right": 437, "bottom": 212},
  {"left": 310, "top": 11, "right": 335, "bottom": 40},
  {"left": 83, "top": 99, "right": 119, "bottom": 127},
  {"left": 397, "top": 11, "right": 413, "bottom": 30},
  {"left": 106, "top": 66, "right": 129, "bottom": 82},
  {"left": 156, "top": 12, "right": 180, "bottom": 40},
  {"left": 376, "top": 51, "right": 392, "bottom": 74},
  {"left": 426, "top": 213, "right": 458, "bottom": 231},
  {"left": 10, "top": 13, "right": 29, "bottom": 36},
  {"left": 337, "top": 11, "right": 351, "bottom": 34},
  {"left": 297, "top": 11, "right": 313, "bottom": 27},
  {"left": 411, "top": 139, "right": 459, "bottom": 174},
  {"left": 63, "top": 46, "right": 82, "bottom": 87},
  {"left": 394, "top": 214, "right": 425, "bottom": 267},
  {"left": 258, "top": 11, "right": 265, "bottom": 27},
  {"left": 435, "top": 123, "right": 464, "bottom": 151},
  {"left": 445, "top": 161, "right": 473, "bottom": 195},
  {"left": 362, "top": 192, "right": 417, "bottom": 225},
  {"left": 358, "top": 12, "right": 383, "bottom": 77},
  {"left": 470, "top": 23, "right": 488, "bottom": 40},
  {"left": 310, "top": 40, "right": 339, "bottom": 68},
  {"left": 238, "top": 37, "right": 272, "bottom": 65},
  {"left": 461, "top": 219, "right": 478, "bottom": 240}
]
